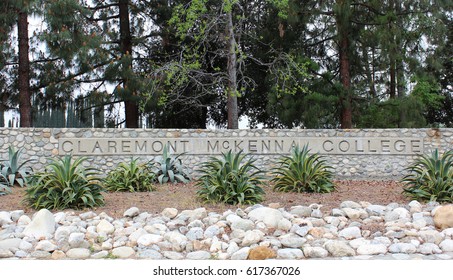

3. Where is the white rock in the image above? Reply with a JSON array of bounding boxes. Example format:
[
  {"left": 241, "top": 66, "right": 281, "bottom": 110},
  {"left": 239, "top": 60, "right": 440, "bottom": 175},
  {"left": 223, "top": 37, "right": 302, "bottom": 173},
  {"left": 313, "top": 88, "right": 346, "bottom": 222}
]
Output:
[
  {"left": 145, "top": 224, "right": 168, "bottom": 235},
  {"left": 19, "top": 240, "right": 33, "bottom": 252},
  {"left": 227, "top": 242, "right": 240, "bottom": 256},
  {"left": 129, "top": 228, "right": 148, "bottom": 244},
  {"left": 340, "top": 201, "right": 362, "bottom": 209},
  {"left": 186, "top": 227, "right": 204, "bottom": 241},
  {"left": 349, "top": 238, "right": 370, "bottom": 249},
  {"left": 357, "top": 244, "right": 387, "bottom": 255},
  {"left": 0, "top": 238, "right": 22, "bottom": 251},
  {"left": 241, "top": 230, "right": 264, "bottom": 246},
  {"left": 138, "top": 249, "right": 163, "bottom": 259},
  {"left": 36, "top": 240, "right": 58, "bottom": 252},
  {"left": 388, "top": 243, "right": 417, "bottom": 254},
  {"left": 97, "top": 220, "right": 115, "bottom": 235},
  {"left": 162, "top": 208, "right": 178, "bottom": 219},
  {"left": 419, "top": 230, "right": 444, "bottom": 245},
  {"left": 204, "top": 225, "right": 220, "bottom": 238},
  {"left": 163, "top": 251, "right": 184, "bottom": 260},
  {"left": 338, "top": 226, "right": 361, "bottom": 240},
  {"left": 54, "top": 212, "right": 66, "bottom": 224},
  {"left": 419, "top": 243, "right": 442, "bottom": 254},
  {"left": 10, "top": 210, "right": 24, "bottom": 222},
  {"left": 279, "top": 233, "right": 306, "bottom": 248},
  {"left": 124, "top": 207, "right": 140, "bottom": 218},
  {"left": 17, "top": 215, "right": 31, "bottom": 226},
  {"left": 290, "top": 206, "right": 312, "bottom": 217},
  {"left": 230, "top": 218, "right": 255, "bottom": 232},
  {"left": 343, "top": 208, "right": 361, "bottom": 219},
  {"left": 366, "top": 205, "right": 386, "bottom": 216},
  {"left": 112, "top": 246, "right": 135, "bottom": 258},
  {"left": 164, "top": 231, "right": 188, "bottom": 252},
  {"left": 442, "top": 228, "right": 453, "bottom": 237},
  {"left": 439, "top": 239, "right": 453, "bottom": 252},
  {"left": 0, "top": 248, "right": 14, "bottom": 258},
  {"left": 303, "top": 247, "right": 328, "bottom": 258},
  {"left": 55, "top": 226, "right": 71, "bottom": 241},
  {"left": 277, "top": 248, "right": 304, "bottom": 259},
  {"left": 0, "top": 211, "right": 13, "bottom": 226},
  {"left": 91, "top": 251, "right": 109, "bottom": 259},
  {"left": 248, "top": 207, "right": 283, "bottom": 228},
  {"left": 178, "top": 208, "right": 207, "bottom": 222},
  {"left": 23, "top": 209, "right": 56, "bottom": 239},
  {"left": 101, "top": 241, "right": 112, "bottom": 250},
  {"left": 66, "top": 248, "right": 91, "bottom": 259},
  {"left": 137, "top": 234, "right": 163, "bottom": 247},
  {"left": 278, "top": 219, "right": 292, "bottom": 231},
  {"left": 324, "top": 241, "right": 355, "bottom": 257},
  {"left": 68, "top": 232, "right": 86, "bottom": 248},
  {"left": 79, "top": 211, "right": 97, "bottom": 220},
  {"left": 186, "top": 251, "right": 211, "bottom": 260},
  {"left": 231, "top": 247, "right": 250, "bottom": 260},
  {"left": 385, "top": 208, "right": 410, "bottom": 222}
]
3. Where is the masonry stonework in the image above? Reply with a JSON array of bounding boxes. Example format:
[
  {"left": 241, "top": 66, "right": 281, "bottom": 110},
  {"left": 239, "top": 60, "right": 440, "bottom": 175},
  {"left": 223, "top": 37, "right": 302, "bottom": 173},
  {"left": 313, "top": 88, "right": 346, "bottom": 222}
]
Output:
[{"left": 1, "top": 128, "right": 451, "bottom": 179}]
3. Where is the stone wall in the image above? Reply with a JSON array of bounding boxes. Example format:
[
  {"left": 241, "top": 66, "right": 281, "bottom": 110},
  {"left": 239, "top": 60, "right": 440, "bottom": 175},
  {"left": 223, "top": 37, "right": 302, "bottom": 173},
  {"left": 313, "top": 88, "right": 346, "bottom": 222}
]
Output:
[{"left": 0, "top": 128, "right": 452, "bottom": 179}]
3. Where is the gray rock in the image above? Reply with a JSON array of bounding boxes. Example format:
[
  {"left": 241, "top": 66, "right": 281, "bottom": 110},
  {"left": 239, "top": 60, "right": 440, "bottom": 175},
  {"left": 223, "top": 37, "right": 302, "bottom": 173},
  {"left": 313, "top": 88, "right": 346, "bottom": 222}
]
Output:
[
  {"left": 112, "top": 246, "right": 135, "bottom": 258},
  {"left": 338, "top": 226, "right": 361, "bottom": 240},
  {"left": 204, "top": 225, "right": 220, "bottom": 238},
  {"left": 145, "top": 224, "right": 167, "bottom": 235},
  {"left": 279, "top": 233, "right": 306, "bottom": 248},
  {"left": 35, "top": 240, "right": 58, "bottom": 252},
  {"left": 343, "top": 208, "right": 361, "bottom": 220},
  {"left": 439, "top": 239, "right": 453, "bottom": 252},
  {"left": 91, "top": 251, "right": 109, "bottom": 259},
  {"left": 325, "top": 241, "right": 355, "bottom": 257},
  {"left": 278, "top": 248, "right": 304, "bottom": 259},
  {"left": 278, "top": 219, "right": 292, "bottom": 231},
  {"left": 357, "top": 244, "right": 387, "bottom": 255},
  {"left": 231, "top": 218, "right": 255, "bottom": 232},
  {"left": 366, "top": 205, "right": 387, "bottom": 216},
  {"left": 138, "top": 249, "right": 163, "bottom": 259},
  {"left": 248, "top": 207, "right": 283, "bottom": 228},
  {"left": 54, "top": 226, "right": 71, "bottom": 241},
  {"left": 0, "top": 248, "right": 14, "bottom": 258},
  {"left": 227, "top": 242, "right": 240, "bottom": 256},
  {"left": 79, "top": 211, "right": 97, "bottom": 220},
  {"left": 178, "top": 208, "right": 207, "bottom": 222},
  {"left": 68, "top": 232, "right": 86, "bottom": 248},
  {"left": 231, "top": 247, "right": 250, "bottom": 260},
  {"left": 129, "top": 228, "right": 148, "bottom": 244},
  {"left": 66, "top": 248, "right": 91, "bottom": 259},
  {"left": 10, "top": 210, "right": 24, "bottom": 222},
  {"left": 163, "top": 251, "right": 184, "bottom": 260},
  {"left": 23, "top": 209, "right": 56, "bottom": 239},
  {"left": 124, "top": 207, "right": 140, "bottom": 218},
  {"left": 164, "top": 231, "right": 188, "bottom": 251},
  {"left": 19, "top": 240, "right": 33, "bottom": 252},
  {"left": 0, "top": 238, "right": 22, "bottom": 251},
  {"left": 187, "top": 251, "right": 211, "bottom": 260},
  {"left": 0, "top": 211, "right": 12, "bottom": 226},
  {"left": 303, "top": 247, "right": 328, "bottom": 258},
  {"left": 385, "top": 207, "right": 410, "bottom": 222},
  {"left": 186, "top": 227, "right": 204, "bottom": 241},
  {"left": 332, "top": 209, "right": 345, "bottom": 217},
  {"left": 290, "top": 206, "right": 312, "bottom": 217},
  {"left": 15, "top": 250, "right": 28, "bottom": 258},
  {"left": 30, "top": 250, "right": 51, "bottom": 259}
]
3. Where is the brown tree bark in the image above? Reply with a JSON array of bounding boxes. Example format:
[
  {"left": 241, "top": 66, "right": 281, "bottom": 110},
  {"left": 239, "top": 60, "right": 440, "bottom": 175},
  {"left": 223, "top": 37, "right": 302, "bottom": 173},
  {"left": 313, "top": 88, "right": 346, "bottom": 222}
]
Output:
[
  {"left": 119, "top": 0, "right": 139, "bottom": 128},
  {"left": 17, "top": 10, "right": 32, "bottom": 127},
  {"left": 226, "top": 9, "right": 239, "bottom": 129}
]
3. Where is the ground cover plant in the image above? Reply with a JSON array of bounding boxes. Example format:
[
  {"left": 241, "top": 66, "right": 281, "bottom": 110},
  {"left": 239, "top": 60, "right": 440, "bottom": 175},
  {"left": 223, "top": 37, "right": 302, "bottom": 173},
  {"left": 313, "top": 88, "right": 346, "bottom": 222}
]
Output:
[
  {"left": 24, "top": 155, "right": 105, "bottom": 210},
  {"left": 402, "top": 149, "right": 453, "bottom": 202},
  {"left": 196, "top": 150, "right": 265, "bottom": 205},
  {"left": 104, "top": 158, "right": 155, "bottom": 192},
  {"left": 154, "top": 144, "right": 191, "bottom": 184},
  {"left": 271, "top": 145, "right": 335, "bottom": 193}
]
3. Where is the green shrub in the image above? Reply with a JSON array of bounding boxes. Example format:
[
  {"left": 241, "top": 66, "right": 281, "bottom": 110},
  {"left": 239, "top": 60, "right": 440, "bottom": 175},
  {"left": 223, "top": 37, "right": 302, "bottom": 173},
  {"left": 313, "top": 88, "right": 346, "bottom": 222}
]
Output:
[
  {"left": 155, "top": 144, "right": 191, "bottom": 184},
  {"left": 0, "top": 145, "right": 33, "bottom": 188},
  {"left": 104, "top": 158, "right": 155, "bottom": 192},
  {"left": 271, "top": 145, "right": 335, "bottom": 193},
  {"left": 0, "top": 172, "right": 11, "bottom": 196},
  {"left": 402, "top": 149, "right": 453, "bottom": 202},
  {"left": 25, "top": 155, "right": 104, "bottom": 210},
  {"left": 196, "top": 150, "right": 265, "bottom": 205}
]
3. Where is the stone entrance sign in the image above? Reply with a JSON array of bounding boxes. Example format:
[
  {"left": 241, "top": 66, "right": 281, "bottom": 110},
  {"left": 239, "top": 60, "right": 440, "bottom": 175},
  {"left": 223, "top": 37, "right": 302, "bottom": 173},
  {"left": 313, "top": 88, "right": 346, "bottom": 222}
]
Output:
[{"left": 58, "top": 137, "right": 424, "bottom": 156}]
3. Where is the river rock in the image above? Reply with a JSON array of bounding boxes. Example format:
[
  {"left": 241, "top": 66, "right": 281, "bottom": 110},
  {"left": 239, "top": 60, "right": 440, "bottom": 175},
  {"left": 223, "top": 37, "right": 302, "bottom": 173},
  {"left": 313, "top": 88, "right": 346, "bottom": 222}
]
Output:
[
  {"left": 434, "top": 205, "right": 453, "bottom": 230},
  {"left": 112, "top": 246, "right": 135, "bottom": 258},
  {"left": 325, "top": 240, "right": 355, "bottom": 257},
  {"left": 290, "top": 206, "right": 312, "bottom": 217},
  {"left": 66, "top": 248, "right": 91, "bottom": 259},
  {"left": 357, "top": 244, "right": 387, "bottom": 255},
  {"left": 419, "top": 230, "right": 444, "bottom": 245},
  {"left": 439, "top": 239, "right": 453, "bottom": 252},
  {"left": 339, "top": 226, "right": 361, "bottom": 240},
  {"left": 241, "top": 230, "right": 264, "bottom": 246},
  {"left": 248, "top": 207, "right": 283, "bottom": 228},
  {"left": 164, "top": 231, "right": 188, "bottom": 251},
  {"left": 279, "top": 233, "right": 306, "bottom": 248},
  {"left": 97, "top": 220, "right": 115, "bottom": 235},
  {"left": 23, "top": 209, "right": 56, "bottom": 239},
  {"left": 340, "top": 201, "right": 362, "bottom": 209},
  {"left": 162, "top": 208, "right": 178, "bottom": 219},
  {"left": 303, "top": 247, "right": 328, "bottom": 258},
  {"left": 137, "top": 234, "right": 163, "bottom": 247},
  {"left": 187, "top": 251, "right": 211, "bottom": 260},
  {"left": 124, "top": 207, "right": 140, "bottom": 218},
  {"left": 0, "top": 238, "right": 22, "bottom": 251},
  {"left": 231, "top": 247, "right": 250, "bottom": 260},
  {"left": 36, "top": 240, "right": 58, "bottom": 252},
  {"left": 277, "top": 248, "right": 304, "bottom": 259},
  {"left": 247, "top": 246, "right": 276, "bottom": 260},
  {"left": 419, "top": 243, "right": 442, "bottom": 254},
  {"left": 0, "top": 248, "right": 14, "bottom": 258},
  {"left": 0, "top": 211, "right": 12, "bottom": 226}
]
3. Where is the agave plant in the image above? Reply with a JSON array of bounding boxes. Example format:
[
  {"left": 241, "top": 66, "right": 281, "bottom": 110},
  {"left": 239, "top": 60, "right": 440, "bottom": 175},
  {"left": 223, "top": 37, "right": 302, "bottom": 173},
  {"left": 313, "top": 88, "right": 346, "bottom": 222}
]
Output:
[
  {"left": 0, "top": 172, "right": 11, "bottom": 196},
  {"left": 24, "top": 155, "right": 104, "bottom": 210},
  {"left": 196, "top": 150, "right": 265, "bottom": 205},
  {"left": 0, "top": 145, "right": 33, "bottom": 188},
  {"left": 154, "top": 144, "right": 191, "bottom": 184},
  {"left": 104, "top": 158, "right": 155, "bottom": 192},
  {"left": 271, "top": 145, "right": 335, "bottom": 193},
  {"left": 402, "top": 149, "right": 453, "bottom": 202}
]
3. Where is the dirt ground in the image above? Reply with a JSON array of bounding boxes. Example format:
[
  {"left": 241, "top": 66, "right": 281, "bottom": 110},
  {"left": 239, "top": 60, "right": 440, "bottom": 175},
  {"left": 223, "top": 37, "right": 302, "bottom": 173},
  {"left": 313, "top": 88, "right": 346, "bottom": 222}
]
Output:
[{"left": 0, "top": 180, "right": 412, "bottom": 219}]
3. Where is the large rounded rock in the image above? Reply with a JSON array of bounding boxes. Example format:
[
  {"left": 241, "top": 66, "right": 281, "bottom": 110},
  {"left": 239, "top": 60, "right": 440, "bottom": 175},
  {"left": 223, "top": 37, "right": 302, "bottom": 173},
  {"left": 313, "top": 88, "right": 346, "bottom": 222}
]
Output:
[
  {"left": 66, "top": 248, "right": 91, "bottom": 259},
  {"left": 325, "top": 240, "right": 355, "bottom": 257},
  {"left": 23, "top": 209, "right": 56, "bottom": 239},
  {"left": 97, "top": 220, "right": 115, "bottom": 235},
  {"left": 112, "top": 246, "right": 135, "bottom": 258},
  {"left": 434, "top": 205, "right": 453, "bottom": 230},
  {"left": 0, "top": 238, "right": 22, "bottom": 251},
  {"left": 248, "top": 207, "right": 283, "bottom": 228}
]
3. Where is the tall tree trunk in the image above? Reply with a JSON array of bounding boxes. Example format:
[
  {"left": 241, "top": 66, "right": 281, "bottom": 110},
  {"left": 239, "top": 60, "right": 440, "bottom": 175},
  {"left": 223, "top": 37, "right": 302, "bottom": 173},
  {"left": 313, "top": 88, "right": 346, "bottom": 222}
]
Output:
[
  {"left": 119, "top": 0, "right": 138, "bottom": 128},
  {"left": 18, "top": 10, "right": 32, "bottom": 127},
  {"left": 226, "top": 9, "right": 238, "bottom": 129},
  {"left": 389, "top": 58, "right": 396, "bottom": 99},
  {"left": 336, "top": 0, "right": 353, "bottom": 129}
]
